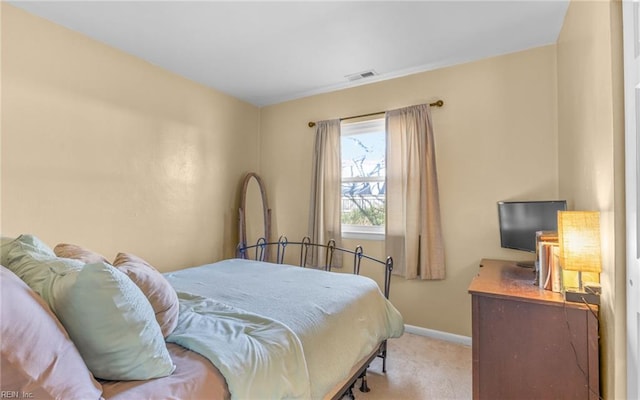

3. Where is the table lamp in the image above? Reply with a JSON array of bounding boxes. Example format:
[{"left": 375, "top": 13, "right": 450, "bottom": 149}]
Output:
[{"left": 558, "top": 211, "right": 602, "bottom": 305}]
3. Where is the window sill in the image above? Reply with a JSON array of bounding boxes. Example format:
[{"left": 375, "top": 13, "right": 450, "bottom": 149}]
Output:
[{"left": 342, "top": 230, "right": 385, "bottom": 241}]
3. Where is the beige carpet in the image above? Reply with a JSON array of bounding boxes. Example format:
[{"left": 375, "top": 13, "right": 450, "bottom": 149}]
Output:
[{"left": 353, "top": 333, "right": 472, "bottom": 400}]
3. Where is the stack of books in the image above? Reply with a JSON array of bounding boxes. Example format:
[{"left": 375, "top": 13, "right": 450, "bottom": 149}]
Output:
[{"left": 536, "top": 231, "right": 562, "bottom": 292}]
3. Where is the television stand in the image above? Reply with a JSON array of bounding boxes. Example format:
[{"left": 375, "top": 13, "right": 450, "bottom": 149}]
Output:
[
  {"left": 469, "top": 259, "right": 599, "bottom": 399},
  {"left": 516, "top": 260, "right": 535, "bottom": 268}
]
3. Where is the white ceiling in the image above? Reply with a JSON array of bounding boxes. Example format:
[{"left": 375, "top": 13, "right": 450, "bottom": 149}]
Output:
[{"left": 9, "top": 1, "right": 570, "bottom": 107}]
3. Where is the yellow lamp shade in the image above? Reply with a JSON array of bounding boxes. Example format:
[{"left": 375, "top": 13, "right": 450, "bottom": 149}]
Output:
[{"left": 558, "top": 211, "right": 602, "bottom": 273}]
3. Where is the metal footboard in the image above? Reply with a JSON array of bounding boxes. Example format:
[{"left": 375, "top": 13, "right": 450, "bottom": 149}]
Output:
[{"left": 236, "top": 235, "right": 394, "bottom": 300}]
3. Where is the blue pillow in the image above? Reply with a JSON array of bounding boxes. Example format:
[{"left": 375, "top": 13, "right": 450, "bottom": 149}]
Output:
[
  {"left": 1, "top": 235, "right": 83, "bottom": 298},
  {"left": 54, "top": 262, "right": 175, "bottom": 380},
  {"left": 2, "top": 235, "right": 175, "bottom": 380},
  {"left": 0, "top": 236, "right": 19, "bottom": 265}
]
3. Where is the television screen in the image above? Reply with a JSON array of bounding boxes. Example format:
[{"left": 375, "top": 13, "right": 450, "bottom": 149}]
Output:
[{"left": 497, "top": 200, "right": 567, "bottom": 253}]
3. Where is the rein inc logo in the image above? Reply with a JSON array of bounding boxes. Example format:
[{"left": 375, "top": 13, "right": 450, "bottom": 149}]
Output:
[{"left": 0, "top": 392, "right": 33, "bottom": 399}]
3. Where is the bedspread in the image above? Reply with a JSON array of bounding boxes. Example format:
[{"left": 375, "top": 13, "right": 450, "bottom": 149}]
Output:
[
  {"left": 165, "top": 258, "right": 404, "bottom": 399},
  {"left": 166, "top": 292, "right": 310, "bottom": 399}
]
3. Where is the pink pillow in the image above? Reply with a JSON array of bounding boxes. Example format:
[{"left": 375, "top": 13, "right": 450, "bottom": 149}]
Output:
[
  {"left": 0, "top": 266, "right": 103, "bottom": 399},
  {"left": 54, "top": 243, "right": 109, "bottom": 264},
  {"left": 113, "top": 253, "right": 179, "bottom": 337}
]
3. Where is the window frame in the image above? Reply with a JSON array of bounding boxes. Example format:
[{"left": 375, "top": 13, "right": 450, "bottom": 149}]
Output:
[{"left": 340, "top": 117, "right": 386, "bottom": 241}]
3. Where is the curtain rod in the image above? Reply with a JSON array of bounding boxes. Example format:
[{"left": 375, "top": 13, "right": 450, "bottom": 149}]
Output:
[{"left": 307, "top": 99, "right": 444, "bottom": 128}]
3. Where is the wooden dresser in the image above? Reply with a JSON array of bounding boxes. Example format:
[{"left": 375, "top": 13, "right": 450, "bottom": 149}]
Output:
[{"left": 468, "top": 259, "right": 599, "bottom": 400}]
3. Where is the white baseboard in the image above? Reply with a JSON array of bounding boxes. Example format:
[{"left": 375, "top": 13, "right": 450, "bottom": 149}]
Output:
[{"left": 404, "top": 324, "right": 472, "bottom": 347}]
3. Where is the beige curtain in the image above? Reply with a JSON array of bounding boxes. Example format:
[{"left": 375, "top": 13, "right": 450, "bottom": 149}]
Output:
[
  {"left": 308, "top": 119, "right": 342, "bottom": 268},
  {"left": 385, "top": 104, "right": 445, "bottom": 279}
]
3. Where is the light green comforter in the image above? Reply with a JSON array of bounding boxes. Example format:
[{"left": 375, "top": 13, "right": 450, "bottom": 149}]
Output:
[
  {"left": 165, "top": 259, "right": 404, "bottom": 399},
  {"left": 167, "top": 292, "right": 310, "bottom": 399}
]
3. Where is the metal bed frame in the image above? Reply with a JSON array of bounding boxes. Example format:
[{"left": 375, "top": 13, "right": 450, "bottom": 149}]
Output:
[{"left": 236, "top": 236, "right": 394, "bottom": 399}]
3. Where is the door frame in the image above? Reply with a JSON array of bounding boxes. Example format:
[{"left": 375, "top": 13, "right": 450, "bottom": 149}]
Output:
[{"left": 623, "top": 1, "right": 640, "bottom": 398}]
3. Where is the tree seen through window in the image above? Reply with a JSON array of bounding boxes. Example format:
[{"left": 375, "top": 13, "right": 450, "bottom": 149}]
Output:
[{"left": 341, "top": 120, "right": 385, "bottom": 232}]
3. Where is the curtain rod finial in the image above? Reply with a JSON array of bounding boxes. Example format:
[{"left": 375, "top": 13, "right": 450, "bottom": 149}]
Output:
[{"left": 308, "top": 121, "right": 316, "bottom": 128}]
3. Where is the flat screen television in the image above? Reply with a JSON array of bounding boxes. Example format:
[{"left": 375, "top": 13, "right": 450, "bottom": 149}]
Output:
[{"left": 497, "top": 200, "right": 567, "bottom": 267}]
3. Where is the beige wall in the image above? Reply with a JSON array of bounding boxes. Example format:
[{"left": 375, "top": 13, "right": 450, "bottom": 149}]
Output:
[
  {"left": 1, "top": 4, "right": 261, "bottom": 270},
  {"left": 260, "top": 45, "right": 559, "bottom": 336},
  {"left": 557, "top": 0, "right": 625, "bottom": 398}
]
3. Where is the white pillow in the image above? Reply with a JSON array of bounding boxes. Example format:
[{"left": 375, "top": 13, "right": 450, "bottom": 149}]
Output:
[
  {"left": 0, "top": 266, "right": 103, "bottom": 398},
  {"left": 53, "top": 262, "right": 175, "bottom": 380}
]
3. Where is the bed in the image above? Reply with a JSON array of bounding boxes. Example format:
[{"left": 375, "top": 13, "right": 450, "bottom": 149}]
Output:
[{"left": 1, "top": 235, "right": 404, "bottom": 400}]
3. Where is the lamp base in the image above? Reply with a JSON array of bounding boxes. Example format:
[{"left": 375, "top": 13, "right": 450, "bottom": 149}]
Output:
[{"left": 564, "top": 289, "right": 600, "bottom": 305}]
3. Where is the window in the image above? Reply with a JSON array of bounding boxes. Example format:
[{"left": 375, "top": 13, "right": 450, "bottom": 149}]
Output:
[{"left": 341, "top": 118, "right": 385, "bottom": 239}]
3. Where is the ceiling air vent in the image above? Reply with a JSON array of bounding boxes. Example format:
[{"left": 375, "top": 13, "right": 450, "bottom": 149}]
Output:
[{"left": 345, "top": 70, "right": 377, "bottom": 82}]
